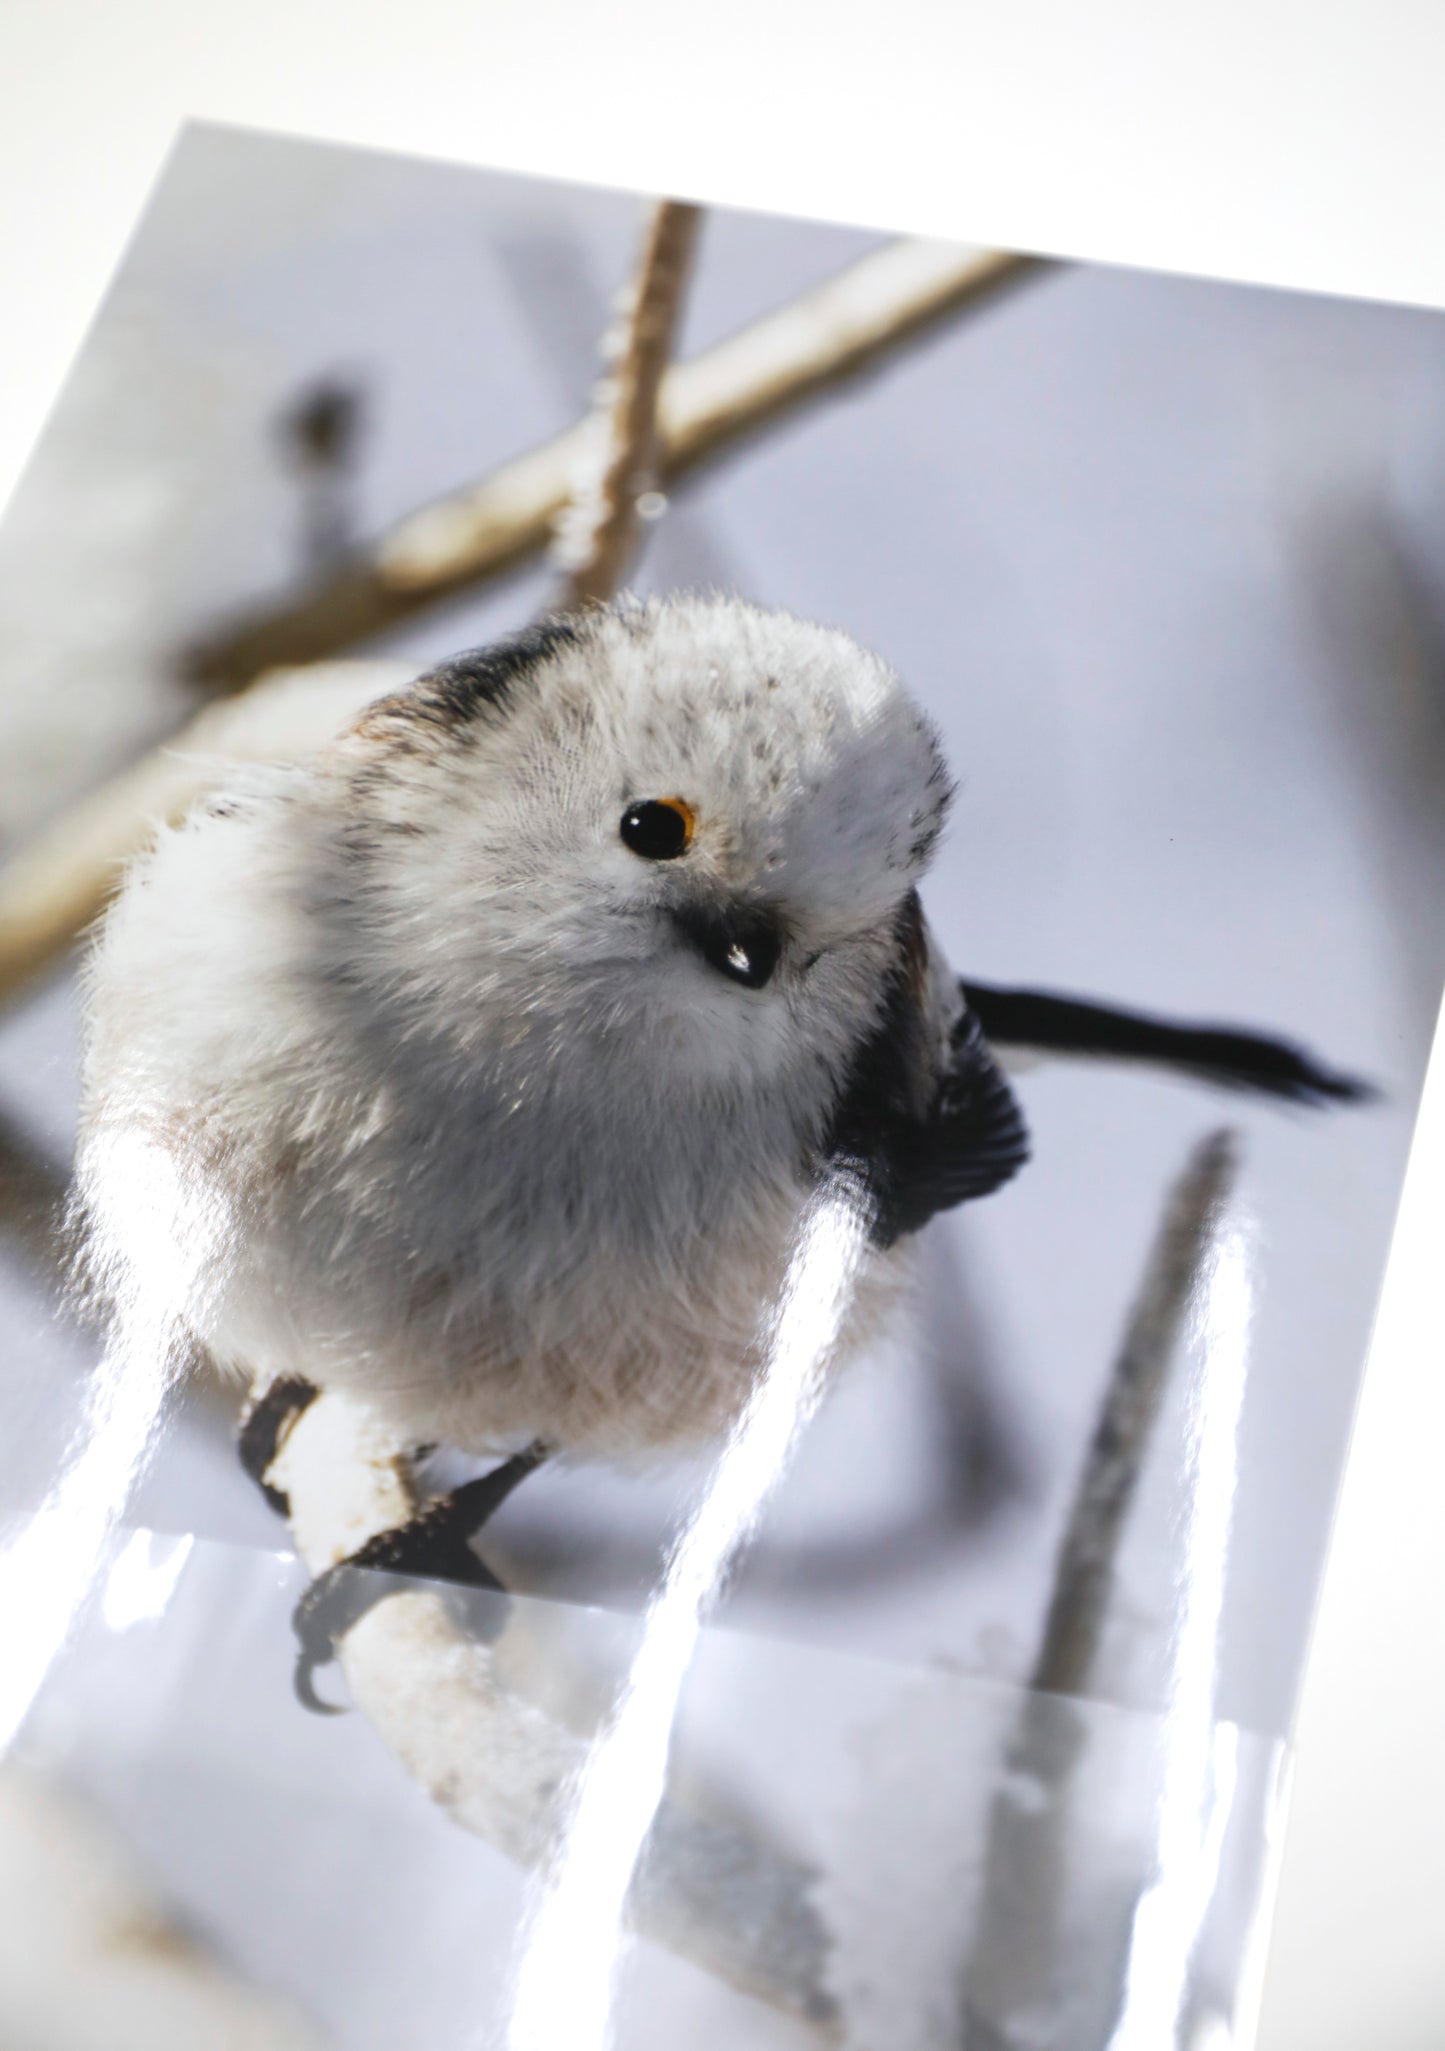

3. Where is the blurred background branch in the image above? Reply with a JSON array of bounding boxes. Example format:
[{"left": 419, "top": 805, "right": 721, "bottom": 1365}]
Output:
[
  {"left": 0, "top": 1767, "right": 326, "bottom": 2051},
  {"left": 963, "top": 1129, "right": 1240, "bottom": 2049},
  {"left": 554, "top": 198, "right": 703, "bottom": 609},
  {"left": 0, "top": 660, "right": 410, "bottom": 1012},
  {"left": 0, "top": 240, "right": 1048, "bottom": 1017},
  {"left": 184, "top": 241, "right": 1049, "bottom": 692},
  {"left": 276, "top": 376, "right": 368, "bottom": 575}
]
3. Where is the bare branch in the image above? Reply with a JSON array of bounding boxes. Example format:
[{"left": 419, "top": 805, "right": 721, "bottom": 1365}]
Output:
[
  {"left": 554, "top": 200, "right": 702, "bottom": 609},
  {"left": 267, "top": 1392, "right": 838, "bottom": 2036},
  {"left": 187, "top": 242, "right": 1050, "bottom": 691}
]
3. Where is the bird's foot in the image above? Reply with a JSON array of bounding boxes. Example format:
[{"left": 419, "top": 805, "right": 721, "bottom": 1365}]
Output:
[
  {"left": 291, "top": 1444, "right": 548, "bottom": 1715},
  {"left": 237, "top": 1376, "right": 320, "bottom": 1515}
]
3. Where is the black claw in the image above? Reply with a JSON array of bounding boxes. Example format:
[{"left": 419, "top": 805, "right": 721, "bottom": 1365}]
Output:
[
  {"left": 289, "top": 1443, "right": 548, "bottom": 1715},
  {"left": 292, "top": 1562, "right": 384, "bottom": 1714},
  {"left": 237, "top": 1377, "right": 320, "bottom": 1515},
  {"left": 294, "top": 1641, "right": 349, "bottom": 1716}
]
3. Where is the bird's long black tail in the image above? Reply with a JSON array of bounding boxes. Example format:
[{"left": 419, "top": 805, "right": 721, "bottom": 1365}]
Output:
[{"left": 960, "top": 978, "right": 1376, "bottom": 1107}]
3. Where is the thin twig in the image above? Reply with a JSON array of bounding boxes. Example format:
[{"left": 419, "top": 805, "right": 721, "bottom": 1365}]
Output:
[
  {"left": 186, "top": 242, "right": 1050, "bottom": 691},
  {"left": 962, "top": 1129, "right": 1240, "bottom": 2050},
  {"left": 554, "top": 200, "right": 702, "bottom": 609},
  {"left": 266, "top": 1393, "right": 838, "bottom": 2036}
]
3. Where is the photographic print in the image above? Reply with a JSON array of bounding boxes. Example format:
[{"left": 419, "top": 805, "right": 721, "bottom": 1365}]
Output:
[{"left": 0, "top": 121, "right": 1442, "bottom": 2050}]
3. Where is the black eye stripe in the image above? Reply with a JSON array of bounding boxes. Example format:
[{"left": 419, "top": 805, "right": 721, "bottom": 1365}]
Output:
[{"left": 621, "top": 799, "right": 693, "bottom": 861}]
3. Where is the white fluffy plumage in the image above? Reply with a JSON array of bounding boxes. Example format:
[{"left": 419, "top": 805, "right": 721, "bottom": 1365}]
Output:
[{"left": 77, "top": 596, "right": 968, "bottom": 1459}]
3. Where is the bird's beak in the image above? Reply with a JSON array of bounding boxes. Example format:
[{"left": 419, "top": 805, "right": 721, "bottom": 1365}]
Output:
[{"left": 673, "top": 902, "right": 782, "bottom": 990}]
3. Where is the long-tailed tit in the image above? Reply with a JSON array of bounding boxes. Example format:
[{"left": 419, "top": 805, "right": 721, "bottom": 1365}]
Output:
[{"left": 76, "top": 595, "right": 1368, "bottom": 1704}]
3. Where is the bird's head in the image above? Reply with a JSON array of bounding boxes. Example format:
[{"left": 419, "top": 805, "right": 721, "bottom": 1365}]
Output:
[{"left": 311, "top": 596, "right": 953, "bottom": 1097}]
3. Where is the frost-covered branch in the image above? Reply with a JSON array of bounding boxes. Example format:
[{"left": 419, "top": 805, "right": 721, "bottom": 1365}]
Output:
[
  {"left": 554, "top": 199, "right": 702, "bottom": 609},
  {"left": 266, "top": 1391, "right": 838, "bottom": 2036},
  {"left": 187, "top": 241, "right": 1049, "bottom": 691}
]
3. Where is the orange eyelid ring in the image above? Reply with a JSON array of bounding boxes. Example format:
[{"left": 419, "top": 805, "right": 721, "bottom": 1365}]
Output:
[
  {"left": 619, "top": 796, "right": 697, "bottom": 862},
  {"left": 657, "top": 797, "right": 696, "bottom": 847}
]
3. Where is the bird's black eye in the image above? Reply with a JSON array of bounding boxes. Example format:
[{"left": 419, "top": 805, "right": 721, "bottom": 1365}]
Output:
[{"left": 620, "top": 797, "right": 695, "bottom": 861}]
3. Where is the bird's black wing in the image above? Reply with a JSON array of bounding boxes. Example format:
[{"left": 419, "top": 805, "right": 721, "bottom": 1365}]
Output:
[
  {"left": 960, "top": 978, "right": 1376, "bottom": 1106},
  {"left": 825, "top": 902, "right": 1029, "bottom": 1249}
]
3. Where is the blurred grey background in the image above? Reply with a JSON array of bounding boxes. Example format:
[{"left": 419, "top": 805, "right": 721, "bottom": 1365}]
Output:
[{"left": 1, "top": 120, "right": 1443, "bottom": 1760}]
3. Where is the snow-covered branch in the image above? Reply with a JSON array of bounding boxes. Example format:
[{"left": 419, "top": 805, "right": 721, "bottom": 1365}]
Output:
[{"left": 266, "top": 1392, "right": 839, "bottom": 2035}]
